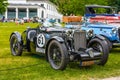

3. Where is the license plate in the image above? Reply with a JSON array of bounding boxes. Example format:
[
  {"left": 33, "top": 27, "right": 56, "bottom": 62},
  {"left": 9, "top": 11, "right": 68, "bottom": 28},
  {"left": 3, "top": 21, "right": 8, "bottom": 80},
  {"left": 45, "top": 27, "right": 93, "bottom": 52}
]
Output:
[{"left": 80, "top": 61, "right": 94, "bottom": 66}]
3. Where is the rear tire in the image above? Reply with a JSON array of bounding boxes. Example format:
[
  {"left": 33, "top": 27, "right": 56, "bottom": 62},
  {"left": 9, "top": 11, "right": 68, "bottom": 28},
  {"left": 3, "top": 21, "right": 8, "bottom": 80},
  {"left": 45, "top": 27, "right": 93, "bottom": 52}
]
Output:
[
  {"left": 10, "top": 34, "right": 23, "bottom": 56},
  {"left": 88, "top": 38, "right": 109, "bottom": 65},
  {"left": 47, "top": 40, "right": 69, "bottom": 70}
]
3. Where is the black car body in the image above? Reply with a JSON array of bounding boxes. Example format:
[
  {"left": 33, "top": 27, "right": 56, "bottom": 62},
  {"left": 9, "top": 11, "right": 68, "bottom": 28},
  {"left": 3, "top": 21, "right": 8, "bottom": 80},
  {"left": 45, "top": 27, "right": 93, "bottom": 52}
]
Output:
[{"left": 10, "top": 23, "right": 109, "bottom": 70}]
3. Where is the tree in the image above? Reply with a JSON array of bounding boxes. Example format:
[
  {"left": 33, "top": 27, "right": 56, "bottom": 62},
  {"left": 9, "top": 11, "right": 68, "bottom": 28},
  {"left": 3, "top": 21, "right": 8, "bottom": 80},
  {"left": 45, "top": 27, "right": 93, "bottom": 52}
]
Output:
[
  {"left": 108, "top": 0, "right": 120, "bottom": 12},
  {"left": 0, "top": 0, "right": 8, "bottom": 14},
  {"left": 50, "top": 0, "right": 108, "bottom": 16}
]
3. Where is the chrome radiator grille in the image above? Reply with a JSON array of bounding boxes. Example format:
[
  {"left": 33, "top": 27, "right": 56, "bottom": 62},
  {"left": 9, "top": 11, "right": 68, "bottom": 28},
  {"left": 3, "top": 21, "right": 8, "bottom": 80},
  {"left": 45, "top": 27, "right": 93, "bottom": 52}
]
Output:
[{"left": 73, "top": 31, "right": 86, "bottom": 52}]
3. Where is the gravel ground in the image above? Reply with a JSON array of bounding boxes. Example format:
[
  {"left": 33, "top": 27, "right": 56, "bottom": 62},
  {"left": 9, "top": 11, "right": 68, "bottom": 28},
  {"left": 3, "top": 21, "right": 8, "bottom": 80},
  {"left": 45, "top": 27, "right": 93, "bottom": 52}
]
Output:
[
  {"left": 102, "top": 76, "right": 120, "bottom": 80},
  {"left": 90, "top": 77, "right": 120, "bottom": 80}
]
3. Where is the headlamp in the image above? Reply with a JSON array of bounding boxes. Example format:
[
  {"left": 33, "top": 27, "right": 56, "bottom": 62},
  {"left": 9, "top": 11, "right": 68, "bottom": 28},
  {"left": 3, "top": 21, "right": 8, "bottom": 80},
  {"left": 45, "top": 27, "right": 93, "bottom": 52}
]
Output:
[
  {"left": 87, "top": 29, "right": 93, "bottom": 37},
  {"left": 112, "top": 27, "right": 117, "bottom": 34}
]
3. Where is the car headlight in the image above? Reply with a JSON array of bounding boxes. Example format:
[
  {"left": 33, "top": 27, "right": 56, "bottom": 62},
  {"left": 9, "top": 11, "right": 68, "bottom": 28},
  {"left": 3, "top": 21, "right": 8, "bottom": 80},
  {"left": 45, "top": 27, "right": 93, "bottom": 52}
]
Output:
[
  {"left": 87, "top": 29, "right": 93, "bottom": 37},
  {"left": 65, "top": 29, "right": 72, "bottom": 36},
  {"left": 112, "top": 27, "right": 117, "bottom": 34}
]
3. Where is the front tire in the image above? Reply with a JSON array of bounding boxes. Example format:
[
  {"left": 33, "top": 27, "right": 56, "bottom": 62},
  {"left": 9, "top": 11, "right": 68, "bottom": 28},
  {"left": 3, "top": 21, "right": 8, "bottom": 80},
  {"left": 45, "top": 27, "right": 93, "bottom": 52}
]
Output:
[
  {"left": 105, "top": 38, "right": 113, "bottom": 51},
  {"left": 47, "top": 40, "right": 69, "bottom": 70},
  {"left": 10, "top": 34, "right": 23, "bottom": 56},
  {"left": 88, "top": 38, "right": 109, "bottom": 65}
]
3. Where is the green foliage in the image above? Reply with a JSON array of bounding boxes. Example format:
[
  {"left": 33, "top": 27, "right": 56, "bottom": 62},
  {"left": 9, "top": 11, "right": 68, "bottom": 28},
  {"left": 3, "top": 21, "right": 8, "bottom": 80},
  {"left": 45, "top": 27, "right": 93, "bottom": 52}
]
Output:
[
  {"left": 50, "top": 0, "right": 108, "bottom": 16},
  {"left": 0, "top": 0, "right": 8, "bottom": 14},
  {"left": 108, "top": 0, "right": 120, "bottom": 12}
]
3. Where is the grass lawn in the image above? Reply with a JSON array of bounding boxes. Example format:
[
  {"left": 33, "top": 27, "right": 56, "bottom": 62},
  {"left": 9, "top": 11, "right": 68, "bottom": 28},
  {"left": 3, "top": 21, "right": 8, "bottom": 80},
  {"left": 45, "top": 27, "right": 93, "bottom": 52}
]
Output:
[{"left": 0, "top": 22, "right": 120, "bottom": 80}]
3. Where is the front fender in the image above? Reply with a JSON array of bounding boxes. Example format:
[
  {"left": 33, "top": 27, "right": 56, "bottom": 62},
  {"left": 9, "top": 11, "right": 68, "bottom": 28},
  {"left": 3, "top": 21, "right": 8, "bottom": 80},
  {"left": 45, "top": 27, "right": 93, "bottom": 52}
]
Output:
[
  {"left": 92, "top": 35, "right": 106, "bottom": 41},
  {"left": 10, "top": 31, "right": 22, "bottom": 43},
  {"left": 51, "top": 36, "right": 64, "bottom": 43}
]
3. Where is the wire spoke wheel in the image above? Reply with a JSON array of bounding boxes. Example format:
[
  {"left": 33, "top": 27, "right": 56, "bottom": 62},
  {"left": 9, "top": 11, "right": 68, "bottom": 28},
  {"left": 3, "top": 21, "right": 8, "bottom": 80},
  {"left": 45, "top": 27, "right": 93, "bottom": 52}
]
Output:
[
  {"left": 91, "top": 42, "right": 104, "bottom": 64},
  {"left": 92, "top": 42, "right": 103, "bottom": 53},
  {"left": 50, "top": 45, "right": 62, "bottom": 67},
  {"left": 88, "top": 38, "right": 109, "bottom": 65},
  {"left": 13, "top": 39, "right": 18, "bottom": 53},
  {"left": 48, "top": 40, "right": 68, "bottom": 70},
  {"left": 10, "top": 34, "right": 22, "bottom": 56}
]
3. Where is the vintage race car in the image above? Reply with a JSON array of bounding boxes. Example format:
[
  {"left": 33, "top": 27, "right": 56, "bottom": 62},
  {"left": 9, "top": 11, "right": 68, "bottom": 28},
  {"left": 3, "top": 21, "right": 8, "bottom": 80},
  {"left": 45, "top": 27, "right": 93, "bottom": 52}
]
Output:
[
  {"left": 10, "top": 21, "right": 109, "bottom": 70},
  {"left": 82, "top": 5, "right": 120, "bottom": 50}
]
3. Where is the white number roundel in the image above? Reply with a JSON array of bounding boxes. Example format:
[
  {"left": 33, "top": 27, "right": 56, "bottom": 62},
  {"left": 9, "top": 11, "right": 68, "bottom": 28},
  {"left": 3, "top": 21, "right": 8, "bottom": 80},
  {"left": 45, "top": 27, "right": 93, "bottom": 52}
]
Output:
[{"left": 37, "top": 34, "right": 45, "bottom": 47}]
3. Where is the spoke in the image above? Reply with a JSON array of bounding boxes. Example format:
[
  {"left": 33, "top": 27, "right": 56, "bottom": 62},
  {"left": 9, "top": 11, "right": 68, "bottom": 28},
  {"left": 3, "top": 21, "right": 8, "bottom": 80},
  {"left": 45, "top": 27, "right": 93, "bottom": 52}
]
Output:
[
  {"left": 92, "top": 43, "right": 101, "bottom": 52},
  {"left": 51, "top": 47, "right": 62, "bottom": 66},
  {"left": 92, "top": 42, "right": 104, "bottom": 64},
  {"left": 13, "top": 43, "right": 16, "bottom": 49},
  {"left": 93, "top": 46, "right": 98, "bottom": 51},
  {"left": 15, "top": 43, "right": 18, "bottom": 48},
  {"left": 12, "top": 38, "right": 19, "bottom": 54}
]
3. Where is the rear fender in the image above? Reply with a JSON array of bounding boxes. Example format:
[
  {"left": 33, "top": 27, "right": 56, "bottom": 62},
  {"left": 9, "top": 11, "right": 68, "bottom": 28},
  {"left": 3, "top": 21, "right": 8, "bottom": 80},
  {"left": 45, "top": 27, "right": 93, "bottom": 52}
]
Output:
[{"left": 10, "top": 31, "right": 22, "bottom": 43}]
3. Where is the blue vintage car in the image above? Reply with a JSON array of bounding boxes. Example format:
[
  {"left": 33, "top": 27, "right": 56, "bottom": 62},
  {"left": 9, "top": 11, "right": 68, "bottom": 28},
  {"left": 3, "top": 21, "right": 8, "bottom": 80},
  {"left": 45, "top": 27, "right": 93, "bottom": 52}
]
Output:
[
  {"left": 65, "top": 5, "right": 120, "bottom": 51},
  {"left": 81, "top": 18, "right": 120, "bottom": 50},
  {"left": 82, "top": 5, "right": 120, "bottom": 49}
]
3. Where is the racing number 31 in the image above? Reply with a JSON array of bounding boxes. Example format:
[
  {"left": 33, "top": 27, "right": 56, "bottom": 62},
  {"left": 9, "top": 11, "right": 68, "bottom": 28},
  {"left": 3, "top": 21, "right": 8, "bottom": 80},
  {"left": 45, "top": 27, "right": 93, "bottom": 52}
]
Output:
[{"left": 37, "top": 34, "right": 45, "bottom": 47}]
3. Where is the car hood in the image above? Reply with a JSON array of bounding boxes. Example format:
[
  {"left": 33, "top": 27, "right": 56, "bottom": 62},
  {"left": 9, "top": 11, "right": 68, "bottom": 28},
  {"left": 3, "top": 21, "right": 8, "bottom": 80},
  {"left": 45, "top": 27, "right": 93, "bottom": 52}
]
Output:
[
  {"left": 85, "top": 14, "right": 120, "bottom": 17},
  {"left": 83, "top": 22, "right": 118, "bottom": 29},
  {"left": 65, "top": 24, "right": 80, "bottom": 29},
  {"left": 45, "top": 27, "right": 68, "bottom": 32},
  {"left": 89, "top": 15, "right": 120, "bottom": 23}
]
